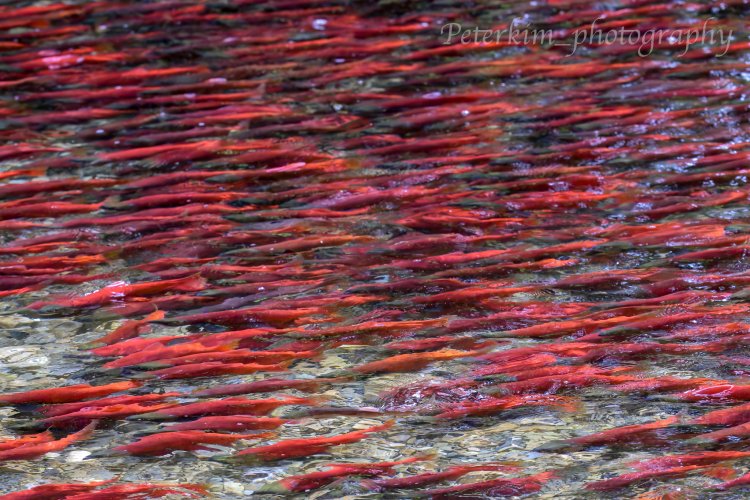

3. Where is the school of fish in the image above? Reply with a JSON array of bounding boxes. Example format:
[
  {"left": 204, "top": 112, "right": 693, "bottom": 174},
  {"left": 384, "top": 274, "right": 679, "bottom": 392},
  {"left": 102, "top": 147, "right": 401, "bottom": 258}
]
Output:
[{"left": 1, "top": 0, "right": 750, "bottom": 498}]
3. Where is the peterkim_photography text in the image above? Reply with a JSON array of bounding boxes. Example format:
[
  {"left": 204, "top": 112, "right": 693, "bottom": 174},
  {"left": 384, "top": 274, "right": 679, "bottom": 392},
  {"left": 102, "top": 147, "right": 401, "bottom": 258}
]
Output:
[{"left": 441, "top": 17, "right": 734, "bottom": 57}]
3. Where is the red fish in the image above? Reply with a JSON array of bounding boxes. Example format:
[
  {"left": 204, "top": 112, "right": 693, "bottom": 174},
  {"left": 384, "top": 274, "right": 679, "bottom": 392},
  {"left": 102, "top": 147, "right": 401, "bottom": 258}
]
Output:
[
  {"left": 40, "top": 402, "right": 180, "bottom": 428},
  {"left": 419, "top": 471, "right": 555, "bottom": 498},
  {"left": 147, "top": 348, "right": 320, "bottom": 367},
  {"left": 689, "top": 422, "right": 750, "bottom": 445},
  {"left": 267, "top": 455, "right": 431, "bottom": 492},
  {"left": 540, "top": 417, "right": 679, "bottom": 450},
  {"left": 383, "top": 337, "right": 493, "bottom": 351},
  {"left": 586, "top": 465, "right": 708, "bottom": 491},
  {"left": 0, "top": 202, "right": 101, "bottom": 220},
  {"left": 138, "top": 395, "right": 325, "bottom": 420},
  {"left": 28, "top": 275, "right": 205, "bottom": 309},
  {"left": 611, "top": 377, "right": 723, "bottom": 394},
  {"left": 164, "top": 306, "right": 325, "bottom": 328},
  {"left": 0, "top": 480, "right": 114, "bottom": 500},
  {"left": 90, "top": 335, "right": 202, "bottom": 358},
  {"left": 87, "top": 310, "right": 165, "bottom": 347},
  {"left": 164, "top": 416, "right": 291, "bottom": 432},
  {"left": 631, "top": 451, "right": 750, "bottom": 471},
  {"left": 0, "top": 381, "right": 140, "bottom": 405},
  {"left": 115, "top": 431, "right": 269, "bottom": 456},
  {"left": 0, "top": 431, "right": 54, "bottom": 451},
  {"left": 435, "top": 395, "right": 577, "bottom": 419},
  {"left": 354, "top": 348, "right": 487, "bottom": 374},
  {"left": 362, "top": 464, "right": 521, "bottom": 491},
  {"left": 0, "top": 421, "right": 96, "bottom": 461},
  {"left": 101, "top": 340, "right": 237, "bottom": 369},
  {"left": 38, "top": 393, "right": 181, "bottom": 418},
  {"left": 59, "top": 483, "right": 208, "bottom": 499},
  {"left": 144, "top": 361, "right": 289, "bottom": 380},
  {"left": 491, "top": 372, "right": 631, "bottom": 396},
  {"left": 676, "top": 384, "right": 750, "bottom": 402},
  {"left": 192, "top": 377, "right": 347, "bottom": 397},
  {"left": 715, "top": 471, "right": 750, "bottom": 490},
  {"left": 232, "top": 421, "right": 394, "bottom": 461}
]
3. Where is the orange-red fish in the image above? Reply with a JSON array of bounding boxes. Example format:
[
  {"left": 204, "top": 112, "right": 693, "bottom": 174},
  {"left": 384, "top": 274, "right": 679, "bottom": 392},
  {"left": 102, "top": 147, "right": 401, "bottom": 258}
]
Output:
[
  {"left": 540, "top": 417, "right": 679, "bottom": 450},
  {"left": 164, "top": 416, "right": 291, "bottom": 432},
  {"left": 354, "top": 348, "right": 486, "bottom": 374},
  {"left": 58, "top": 483, "right": 208, "bottom": 499},
  {"left": 38, "top": 393, "right": 181, "bottom": 417},
  {"left": 192, "top": 377, "right": 347, "bottom": 397},
  {"left": 0, "top": 431, "right": 54, "bottom": 451},
  {"left": 268, "top": 456, "right": 431, "bottom": 492},
  {"left": 232, "top": 421, "right": 394, "bottom": 461},
  {"left": 138, "top": 395, "right": 325, "bottom": 420},
  {"left": 144, "top": 361, "right": 289, "bottom": 380},
  {"left": 420, "top": 471, "right": 555, "bottom": 498},
  {"left": 435, "top": 395, "right": 577, "bottom": 419},
  {"left": 362, "top": 464, "right": 521, "bottom": 491},
  {"left": 40, "top": 402, "right": 180, "bottom": 428},
  {"left": 115, "top": 431, "right": 268, "bottom": 456},
  {"left": 0, "top": 381, "right": 140, "bottom": 405},
  {"left": 0, "top": 422, "right": 96, "bottom": 461},
  {"left": 631, "top": 451, "right": 750, "bottom": 471},
  {"left": 586, "top": 466, "right": 708, "bottom": 491},
  {"left": 88, "top": 310, "right": 165, "bottom": 346},
  {"left": 0, "top": 480, "right": 114, "bottom": 500},
  {"left": 29, "top": 275, "right": 205, "bottom": 309}
]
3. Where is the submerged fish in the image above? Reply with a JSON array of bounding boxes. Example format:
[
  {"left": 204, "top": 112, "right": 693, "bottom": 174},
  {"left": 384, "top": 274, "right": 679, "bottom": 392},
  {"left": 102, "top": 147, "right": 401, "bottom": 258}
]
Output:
[
  {"left": 0, "top": 381, "right": 140, "bottom": 405},
  {"left": 0, "top": 422, "right": 96, "bottom": 461},
  {"left": 231, "top": 420, "right": 394, "bottom": 462},
  {"left": 115, "top": 431, "right": 268, "bottom": 456},
  {"left": 266, "top": 455, "right": 432, "bottom": 492}
]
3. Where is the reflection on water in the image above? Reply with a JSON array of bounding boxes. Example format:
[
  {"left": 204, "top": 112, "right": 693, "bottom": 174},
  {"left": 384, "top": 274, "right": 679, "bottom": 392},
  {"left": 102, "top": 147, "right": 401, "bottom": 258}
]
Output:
[{"left": 1, "top": 0, "right": 750, "bottom": 498}]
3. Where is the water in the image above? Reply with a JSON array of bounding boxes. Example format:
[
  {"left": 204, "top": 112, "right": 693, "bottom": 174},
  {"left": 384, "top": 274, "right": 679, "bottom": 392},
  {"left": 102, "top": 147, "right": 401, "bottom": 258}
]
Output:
[{"left": 1, "top": 0, "right": 750, "bottom": 498}]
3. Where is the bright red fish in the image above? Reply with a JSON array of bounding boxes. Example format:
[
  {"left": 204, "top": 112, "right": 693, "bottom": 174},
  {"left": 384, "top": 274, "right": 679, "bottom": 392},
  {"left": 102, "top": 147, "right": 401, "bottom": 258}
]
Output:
[
  {"left": 232, "top": 421, "right": 394, "bottom": 462},
  {"left": 362, "top": 464, "right": 521, "bottom": 491},
  {"left": 419, "top": 471, "right": 555, "bottom": 498},
  {"left": 0, "top": 431, "right": 54, "bottom": 451},
  {"left": 0, "top": 421, "right": 96, "bottom": 461},
  {"left": 138, "top": 395, "right": 325, "bottom": 420},
  {"left": 164, "top": 416, "right": 291, "bottom": 432},
  {"left": 354, "top": 348, "right": 487, "bottom": 374},
  {"left": 267, "top": 455, "right": 431, "bottom": 492},
  {"left": 115, "top": 431, "right": 269, "bottom": 456},
  {"left": 0, "top": 381, "right": 140, "bottom": 405},
  {"left": 0, "top": 480, "right": 114, "bottom": 500}
]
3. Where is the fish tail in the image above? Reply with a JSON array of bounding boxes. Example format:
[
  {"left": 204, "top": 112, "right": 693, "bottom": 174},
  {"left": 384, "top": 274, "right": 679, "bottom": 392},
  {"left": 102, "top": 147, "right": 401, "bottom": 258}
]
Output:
[
  {"left": 304, "top": 394, "right": 332, "bottom": 406},
  {"left": 534, "top": 439, "right": 577, "bottom": 452},
  {"left": 367, "top": 419, "right": 396, "bottom": 433},
  {"left": 531, "top": 470, "right": 558, "bottom": 483},
  {"left": 176, "top": 483, "right": 211, "bottom": 497},
  {"left": 145, "top": 310, "right": 166, "bottom": 321},
  {"left": 68, "top": 420, "right": 98, "bottom": 443},
  {"left": 359, "top": 479, "right": 382, "bottom": 491},
  {"left": 704, "top": 465, "right": 737, "bottom": 481},
  {"left": 552, "top": 396, "right": 582, "bottom": 413}
]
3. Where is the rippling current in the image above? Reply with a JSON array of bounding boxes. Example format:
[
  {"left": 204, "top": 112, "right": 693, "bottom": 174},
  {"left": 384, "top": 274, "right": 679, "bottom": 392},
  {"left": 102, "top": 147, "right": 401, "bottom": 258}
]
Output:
[{"left": 2, "top": 1, "right": 750, "bottom": 499}]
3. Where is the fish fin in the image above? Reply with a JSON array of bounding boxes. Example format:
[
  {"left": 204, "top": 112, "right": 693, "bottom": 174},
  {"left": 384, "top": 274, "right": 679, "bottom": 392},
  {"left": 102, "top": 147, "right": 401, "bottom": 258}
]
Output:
[
  {"left": 307, "top": 394, "right": 332, "bottom": 406},
  {"left": 359, "top": 479, "right": 382, "bottom": 491},
  {"left": 554, "top": 396, "right": 582, "bottom": 413},
  {"left": 193, "top": 444, "right": 219, "bottom": 452},
  {"left": 101, "top": 195, "right": 124, "bottom": 209},
  {"left": 71, "top": 420, "right": 98, "bottom": 441},
  {"left": 145, "top": 310, "right": 166, "bottom": 321},
  {"left": 534, "top": 439, "right": 577, "bottom": 452},
  {"left": 256, "top": 482, "right": 290, "bottom": 494},
  {"left": 368, "top": 419, "right": 395, "bottom": 433},
  {"left": 705, "top": 466, "right": 736, "bottom": 481}
]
